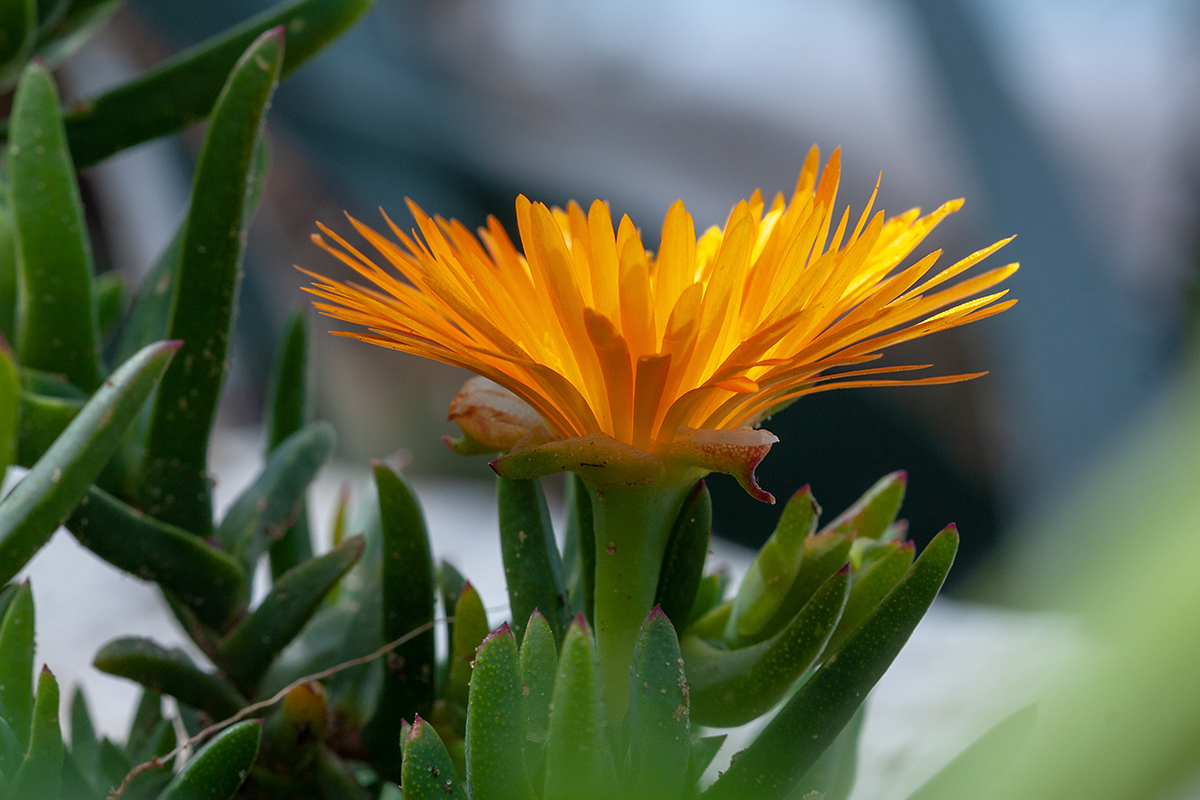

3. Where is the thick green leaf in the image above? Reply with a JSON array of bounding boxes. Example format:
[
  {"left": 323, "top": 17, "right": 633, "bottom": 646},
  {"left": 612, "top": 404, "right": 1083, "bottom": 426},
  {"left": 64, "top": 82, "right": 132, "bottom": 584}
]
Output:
[
  {"left": 823, "top": 541, "right": 914, "bottom": 657},
  {"left": 34, "top": 0, "right": 124, "bottom": 70},
  {"left": 9, "top": 62, "right": 102, "bottom": 392},
  {"left": 788, "top": 704, "right": 865, "bottom": 800},
  {"left": 401, "top": 717, "right": 468, "bottom": 800},
  {"left": 0, "top": 716, "right": 22, "bottom": 783},
  {"left": 755, "top": 530, "right": 852, "bottom": 645},
  {"left": 686, "top": 736, "right": 726, "bottom": 799},
  {"left": 465, "top": 624, "right": 536, "bottom": 800},
  {"left": 654, "top": 480, "right": 711, "bottom": 630},
  {"left": 0, "top": 341, "right": 178, "bottom": 585},
  {"left": 518, "top": 609, "right": 556, "bottom": 779},
  {"left": 361, "top": 462, "right": 435, "bottom": 776},
  {"left": 96, "top": 738, "right": 132, "bottom": 794},
  {"left": 0, "top": 339, "right": 16, "bottom": 478},
  {"left": 5, "top": 667, "right": 63, "bottom": 800},
  {"left": 703, "top": 526, "right": 958, "bottom": 800},
  {"left": 687, "top": 569, "right": 728, "bottom": 628},
  {"left": 156, "top": 719, "right": 260, "bottom": 800},
  {"left": 68, "top": 486, "right": 246, "bottom": 629},
  {"left": 215, "top": 422, "right": 335, "bottom": 573},
  {"left": 0, "top": 202, "right": 16, "bottom": 343},
  {"left": 820, "top": 471, "right": 906, "bottom": 540},
  {"left": 15, "top": 389, "right": 83, "bottom": 466},
  {"left": 0, "top": 581, "right": 34, "bottom": 749},
  {"left": 447, "top": 582, "right": 487, "bottom": 731},
  {"left": 727, "top": 486, "right": 818, "bottom": 643},
  {"left": 628, "top": 607, "right": 690, "bottom": 800},
  {"left": 18, "top": 366, "right": 86, "bottom": 398},
  {"left": 542, "top": 617, "right": 616, "bottom": 800},
  {"left": 686, "top": 565, "right": 849, "bottom": 728},
  {"left": 265, "top": 310, "right": 313, "bottom": 579},
  {"left": 124, "top": 688, "right": 163, "bottom": 761},
  {"left": 497, "top": 477, "right": 569, "bottom": 646},
  {"left": 95, "top": 271, "right": 124, "bottom": 342},
  {"left": 438, "top": 559, "right": 466, "bottom": 644},
  {"left": 60, "top": 749, "right": 104, "bottom": 800},
  {"left": 258, "top": 603, "right": 356, "bottom": 699},
  {"left": 69, "top": 687, "right": 101, "bottom": 790},
  {"left": 93, "top": 637, "right": 246, "bottom": 721},
  {"left": 0, "top": 0, "right": 35, "bottom": 87},
  {"left": 562, "top": 473, "right": 594, "bottom": 623},
  {"left": 139, "top": 29, "right": 283, "bottom": 533},
  {"left": 220, "top": 535, "right": 364, "bottom": 696},
  {"left": 325, "top": 572, "right": 382, "bottom": 726},
  {"left": 904, "top": 705, "right": 1036, "bottom": 800}
]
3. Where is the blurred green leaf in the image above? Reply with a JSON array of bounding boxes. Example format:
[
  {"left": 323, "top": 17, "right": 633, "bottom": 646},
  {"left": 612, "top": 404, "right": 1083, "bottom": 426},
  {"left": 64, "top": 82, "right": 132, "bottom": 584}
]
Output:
[
  {"left": 15, "top": 389, "right": 82, "bottom": 466},
  {"left": 685, "top": 736, "right": 725, "bottom": 799},
  {"left": 0, "top": 339, "right": 16, "bottom": 478},
  {"left": 727, "top": 485, "right": 818, "bottom": 644},
  {"left": 0, "top": 340, "right": 178, "bottom": 585},
  {"left": 139, "top": 29, "right": 283, "bottom": 533},
  {"left": 518, "top": 609, "right": 556, "bottom": 779},
  {"left": 788, "top": 704, "right": 865, "bottom": 800},
  {"left": 258, "top": 602, "right": 356, "bottom": 698},
  {"left": 437, "top": 559, "right": 466, "bottom": 644},
  {"left": 820, "top": 471, "right": 906, "bottom": 540},
  {"left": 401, "top": 718, "right": 467, "bottom": 800},
  {"left": 0, "top": 201, "right": 15, "bottom": 344},
  {"left": 703, "top": 526, "right": 958, "bottom": 800},
  {"left": 265, "top": 310, "right": 313, "bottom": 579},
  {"left": 654, "top": 480, "right": 711, "bottom": 631},
  {"left": 361, "top": 462, "right": 434, "bottom": 777},
  {"left": 215, "top": 422, "right": 335, "bottom": 574},
  {"left": 94, "top": 271, "right": 124, "bottom": 343},
  {"left": 562, "top": 473, "right": 594, "bottom": 623},
  {"left": 67, "top": 486, "right": 246, "bottom": 629},
  {"left": 51, "top": 0, "right": 376, "bottom": 168},
  {"left": 687, "top": 569, "right": 728, "bottom": 628},
  {"left": 497, "top": 477, "right": 569, "bottom": 646},
  {"left": 34, "top": 0, "right": 124, "bottom": 70},
  {"left": 124, "top": 689, "right": 163, "bottom": 762},
  {"left": 5, "top": 667, "right": 63, "bottom": 800},
  {"left": 8, "top": 61, "right": 102, "bottom": 392},
  {"left": 543, "top": 617, "right": 616, "bottom": 800},
  {"left": 35, "top": 0, "right": 68, "bottom": 35},
  {"left": 628, "top": 608, "right": 689, "bottom": 800},
  {"left": 156, "top": 719, "right": 260, "bottom": 800},
  {"left": 69, "top": 688, "right": 100, "bottom": 790},
  {"left": 219, "top": 535, "right": 364, "bottom": 696},
  {"left": 447, "top": 582, "right": 487, "bottom": 732},
  {"left": 465, "top": 624, "right": 536, "bottom": 800},
  {"left": 60, "top": 749, "right": 104, "bottom": 800},
  {"left": 0, "top": 581, "right": 34, "bottom": 750},
  {"left": 93, "top": 637, "right": 246, "bottom": 721},
  {"left": 0, "top": 716, "right": 21, "bottom": 784},
  {"left": 0, "top": 0, "right": 35, "bottom": 88},
  {"left": 18, "top": 366, "right": 85, "bottom": 398},
  {"left": 686, "top": 565, "right": 849, "bottom": 728},
  {"left": 904, "top": 705, "right": 1036, "bottom": 800}
]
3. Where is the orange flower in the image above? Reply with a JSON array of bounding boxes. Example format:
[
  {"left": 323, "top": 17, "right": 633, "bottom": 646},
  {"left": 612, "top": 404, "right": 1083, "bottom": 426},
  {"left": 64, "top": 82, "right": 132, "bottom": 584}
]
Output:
[{"left": 303, "top": 147, "right": 1015, "bottom": 500}]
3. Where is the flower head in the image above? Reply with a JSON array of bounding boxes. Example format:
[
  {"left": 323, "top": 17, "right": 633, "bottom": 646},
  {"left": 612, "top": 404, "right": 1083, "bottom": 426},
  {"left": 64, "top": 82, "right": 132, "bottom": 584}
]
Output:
[{"left": 303, "top": 147, "right": 1016, "bottom": 500}]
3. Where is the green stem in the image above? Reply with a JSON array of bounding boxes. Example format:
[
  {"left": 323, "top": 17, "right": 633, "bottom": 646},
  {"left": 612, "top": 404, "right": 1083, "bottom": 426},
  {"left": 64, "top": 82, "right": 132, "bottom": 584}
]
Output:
[{"left": 585, "top": 473, "right": 701, "bottom": 723}]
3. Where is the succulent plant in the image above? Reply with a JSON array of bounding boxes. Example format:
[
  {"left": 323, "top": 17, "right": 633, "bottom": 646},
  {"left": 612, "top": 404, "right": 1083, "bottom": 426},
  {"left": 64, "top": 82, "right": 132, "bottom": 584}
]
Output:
[{"left": 0, "top": 1, "right": 1015, "bottom": 799}]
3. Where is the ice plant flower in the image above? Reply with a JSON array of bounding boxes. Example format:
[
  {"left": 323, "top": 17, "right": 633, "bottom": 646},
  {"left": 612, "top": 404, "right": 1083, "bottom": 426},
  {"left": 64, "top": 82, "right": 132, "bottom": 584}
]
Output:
[{"left": 302, "top": 146, "right": 1016, "bottom": 717}]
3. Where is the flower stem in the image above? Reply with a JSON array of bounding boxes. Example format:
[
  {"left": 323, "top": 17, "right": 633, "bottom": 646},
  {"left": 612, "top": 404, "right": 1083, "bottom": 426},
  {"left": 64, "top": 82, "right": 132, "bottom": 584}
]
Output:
[{"left": 585, "top": 474, "right": 701, "bottom": 723}]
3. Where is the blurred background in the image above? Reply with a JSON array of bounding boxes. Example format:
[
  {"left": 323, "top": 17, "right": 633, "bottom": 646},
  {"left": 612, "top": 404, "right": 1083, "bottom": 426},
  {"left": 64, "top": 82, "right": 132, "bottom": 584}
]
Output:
[{"left": 60, "top": 0, "right": 1200, "bottom": 586}]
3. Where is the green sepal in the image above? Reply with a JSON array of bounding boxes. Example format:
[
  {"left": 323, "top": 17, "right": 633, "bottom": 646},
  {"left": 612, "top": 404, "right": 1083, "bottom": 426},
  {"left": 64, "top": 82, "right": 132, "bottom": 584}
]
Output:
[
  {"left": 266, "top": 310, "right": 314, "bottom": 579},
  {"left": 51, "top": 0, "right": 376, "bottom": 168},
  {"left": 0, "top": 0, "right": 35, "bottom": 85},
  {"left": 754, "top": 530, "right": 852, "bottom": 646},
  {"left": 447, "top": 582, "right": 488, "bottom": 732},
  {"left": 0, "top": 581, "right": 34, "bottom": 749},
  {"left": 496, "top": 477, "right": 569, "bottom": 646},
  {"left": 789, "top": 703, "right": 866, "bottom": 800},
  {"left": 703, "top": 526, "right": 958, "bottom": 800},
  {"left": 5, "top": 667, "right": 63, "bottom": 800},
  {"left": 0, "top": 341, "right": 15, "bottom": 478},
  {"left": 820, "top": 471, "right": 906, "bottom": 540},
  {"left": 685, "top": 564, "right": 849, "bottom": 728},
  {"left": 823, "top": 540, "right": 915, "bottom": 658},
  {"left": 219, "top": 535, "right": 364, "bottom": 696},
  {"left": 92, "top": 637, "right": 246, "bottom": 721},
  {"left": 562, "top": 473, "right": 595, "bottom": 623},
  {"left": 628, "top": 607, "right": 690, "bottom": 800},
  {"left": 542, "top": 616, "right": 617, "bottom": 800},
  {"left": 0, "top": 340, "right": 178, "bottom": 585},
  {"left": 654, "top": 480, "right": 711, "bottom": 630},
  {"left": 8, "top": 61, "right": 102, "bottom": 392},
  {"left": 215, "top": 422, "right": 335, "bottom": 574},
  {"left": 402, "top": 717, "right": 468, "bottom": 800},
  {"left": 518, "top": 609, "right": 556, "bottom": 779},
  {"left": 360, "top": 462, "right": 435, "bottom": 777},
  {"left": 465, "top": 624, "right": 536, "bottom": 800},
  {"left": 15, "top": 389, "right": 82, "bottom": 466},
  {"left": 156, "top": 719, "right": 261, "bottom": 800},
  {"left": 69, "top": 687, "right": 101, "bottom": 790},
  {"left": 139, "top": 29, "right": 283, "bottom": 533},
  {"left": 67, "top": 486, "right": 246, "bottom": 629},
  {"left": 903, "top": 705, "right": 1037, "bottom": 800},
  {"left": 726, "top": 486, "right": 819, "bottom": 644}
]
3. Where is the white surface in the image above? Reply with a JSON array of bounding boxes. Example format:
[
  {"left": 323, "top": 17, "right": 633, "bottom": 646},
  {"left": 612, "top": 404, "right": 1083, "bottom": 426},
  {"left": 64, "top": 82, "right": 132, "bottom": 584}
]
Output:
[{"left": 11, "top": 428, "right": 1075, "bottom": 797}]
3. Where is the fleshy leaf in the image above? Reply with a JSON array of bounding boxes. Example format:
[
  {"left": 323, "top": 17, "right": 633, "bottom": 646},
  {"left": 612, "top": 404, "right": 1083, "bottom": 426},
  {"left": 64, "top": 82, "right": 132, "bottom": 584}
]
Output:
[
  {"left": 654, "top": 480, "right": 711, "bottom": 629},
  {"left": 447, "top": 582, "right": 488, "bottom": 732},
  {"left": 93, "top": 637, "right": 246, "bottom": 721},
  {"left": 628, "top": 607, "right": 690, "bottom": 800},
  {"left": 497, "top": 477, "right": 569, "bottom": 646},
  {"left": 156, "top": 719, "right": 260, "bottom": 800},
  {"left": 791, "top": 704, "right": 866, "bottom": 800},
  {"left": 562, "top": 473, "right": 595, "bottom": 622},
  {"left": 0, "top": 581, "right": 34, "bottom": 749},
  {"left": 465, "top": 624, "right": 536, "bottom": 800},
  {"left": 5, "top": 667, "right": 63, "bottom": 800},
  {"left": 820, "top": 471, "right": 907, "bottom": 539},
  {"left": 518, "top": 610, "right": 557, "bottom": 778},
  {"left": 402, "top": 717, "right": 468, "bottom": 800}
]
